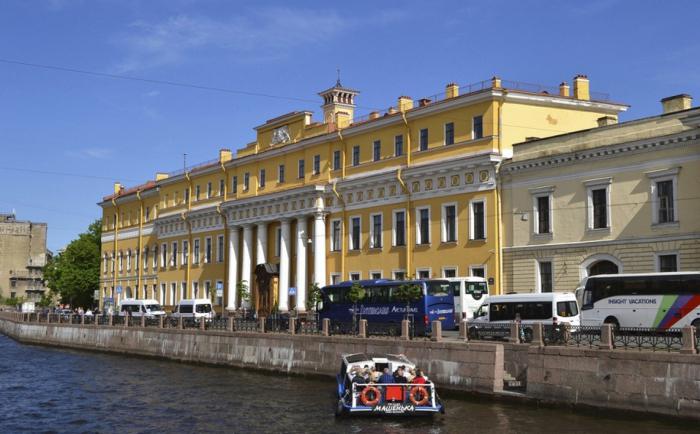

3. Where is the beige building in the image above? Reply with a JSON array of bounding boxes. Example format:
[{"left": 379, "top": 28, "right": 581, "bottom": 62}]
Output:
[
  {"left": 0, "top": 213, "right": 49, "bottom": 301},
  {"left": 501, "top": 94, "right": 700, "bottom": 293}
]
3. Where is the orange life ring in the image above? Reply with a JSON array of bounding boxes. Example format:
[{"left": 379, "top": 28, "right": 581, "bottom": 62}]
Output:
[
  {"left": 409, "top": 386, "right": 430, "bottom": 406},
  {"left": 360, "top": 385, "right": 381, "bottom": 406}
]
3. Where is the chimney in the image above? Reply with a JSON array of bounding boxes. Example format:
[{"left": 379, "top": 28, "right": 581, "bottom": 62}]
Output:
[
  {"left": 398, "top": 96, "right": 414, "bottom": 112},
  {"left": 597, "top": 116, "right": 618, "bottom": 127},
  {"left": 661, "top": 94, "right": 692, "bottom": 114},
  {"left": 369, "top": 111, "right": 380, "bottom": 120},
  {"left": 219, "top": 148, "right": 232, "bottom": 163},
  {"left": 113, "top": 182, "right": 122, "bottom": 194},
  {"left": 387, "top": 107, "right": 398, "bottom": 115},
  {"left": 335, "top": 111, "right": 351, "bottom": 128},
  {"left": 418, "top": 98, "right": 431, "bottom": 107},
  {"left": 155, "top": 173, "right": 169, "bottom": 181},
  {"left": 559, "top": 82, "right": 570, "bottom": 97},
  {"left": 573, "top": 75, "right": 590, "bottom": 100},
  {"left": 491, "top": 76, "right": 502, "bottom": 89},
  {"left": 445, "top": 83, "right": 459, "bottom": 99}
]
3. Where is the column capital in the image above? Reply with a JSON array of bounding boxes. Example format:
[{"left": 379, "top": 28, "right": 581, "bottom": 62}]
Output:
[{"left": 314, "top": 211, "right": 328, "bottom": 220}]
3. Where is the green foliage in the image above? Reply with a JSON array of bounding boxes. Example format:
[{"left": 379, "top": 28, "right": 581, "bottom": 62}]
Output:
[
  {"left": 394, "top": 282, "right": 422, "bottom": 303},
  {"left": 37, "top": 291, "right": 55, "bottom": 308},
  {"left": 307, "top": 281, "right": 322, "bottom": 310},
  {"left": 348, "top": 282, "right": 366, "bottom": 304},
  {"left": 236, "top": 280, "right": 250, "bottom": 308},
  {"left": 43, "top": 219, "right": 101, "bottom": 308}
]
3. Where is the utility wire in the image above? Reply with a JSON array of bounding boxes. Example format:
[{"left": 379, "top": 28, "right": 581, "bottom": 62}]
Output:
[{"left": 0, "top": 166, "right": 138, "bottom": 182}]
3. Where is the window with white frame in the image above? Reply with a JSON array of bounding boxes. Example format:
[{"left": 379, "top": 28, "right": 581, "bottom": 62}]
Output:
[
  {"left": 152, "top": 246, "right": 158, "bottom": 269},
  {"left": 349, "top": 216, "right": 361, "bottom": 251},
  {"left": 171, "top": 242, "right": 178, "bottom": 267},
  {"left": 349, "top": 272, "right": 361, "bottom": 281},
  {"left": 182, "top": 240, "right": 188, "bottom": 265},
  {"left": 393, "top": 209, "right": 406, "bottom": 246},
  {"left": 160, "top": 283, "right": 166, "bottom": 304},
  {"left": 216, "top": 280, "right": 223, "bottom": 304},
  {"left": 331, "top": 219, "right": 341, "bottom": 252},
  {"left": 370, "top": 213, "right": 383, "bottom": 249},
  {"left": 135, "top": 250, "right": 139, "bottom": 270},
  {"left": 192, "top": 281, "right": 199, "bottom": 298},
  {"left": 416, "top": 207, "right": 430, "bottom": 245},
  {"left": 537, "top": 260, "right": 553, "bottom": 293},
  {"left": 204, "top": 281, "right": 211, "bottom": 299},
  {"left": 530, "top": 186, "right": 554, "bottom": 235},
  {"left": 647, "top": 168, "right": 679, "bottom": 225},
  {"left": 469, "top": 265, "right": 486, "bottom": 278},
  {"left": 442, "top": 267, "right": 457, "bottom": 278},
  {"left": 330, "top": 273, "right": 341, "bottom": 285},
  {"left": 298, "top": 159, "right": 305, "bottom": 179},
  {"left": 278, "top": 164, "right": 285, "bottom": 183},
  {"left": 195, "top": 185, "right": 201, "bottom": 201},
  {"left": 232, "top": 176, "right": 238, "bottom": 193},
  {"left": 472, "top": 115, "right": 483, "bottom": 139},
  {"left": 585, "top": 178, "right": 611, "bottom": 230},
  {"left": 219, "top": 179, "right": 225, "bottom": 196},
  {"left": 243, "top": 172, "right": 250, "bottom": 191},
  {"left": 656, "top": 253, "right": 679, "bottom": 272},
  {"left": 193, "top": 239, "right": 200, "bottom": 264},
  {"left": 416, "top": 268, "right": 431, "bottom": 279},
  {"left": 259, "top": 169, "right": 266, "bottom": 188},
  {"left": 205, "top": 237, "right": 212, "bottom": 263},
  {"left": 207, "top": 182, "right": 212, "bottom": 198},
  {"left": 333, "top": 150, "right": 341, "bottom": 171},
  {"left": 442, "top": 203, "right": 457, "bottom": 242},
  {"left": 160, "top": 243, "right": 167, "bottom": 268},
  {"left": 373, "top": 140, "right": 381, "bottom": 162},
  {"left": 370, "top": 271, "right": 382, "bottom": 280},
  {"left": 126, "top": 250, "right": 131, "bottom": 272},
  {"left": 352, "top": 145, "right": 360, "bottom": 166},
  {"left": 393, "top": 270, "right": 406, "bottom": 280},
  {"left": 313, "top": 154, "right": 321, "bottom": 175},
  {"left": 444, "top": 122, "right": 454, "bottom": 145},
  {"left": 217, "top": 235, "right": 224, "bottom": 262},
  {"left": 143, "top": 248, "right": 148, "bottom": 270},
  {"left": 470, "top": 199, "right": 486, "bottom": 240}
]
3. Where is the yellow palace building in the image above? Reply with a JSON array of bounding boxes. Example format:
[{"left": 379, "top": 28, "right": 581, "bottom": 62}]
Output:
[{"left": 98, "top": 75, "right": 626, "bottom": 313}]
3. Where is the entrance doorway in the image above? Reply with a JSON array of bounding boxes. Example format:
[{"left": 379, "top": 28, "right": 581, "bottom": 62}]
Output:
[{"left": 588, "top": 260, "right": 619, "bottom": 276}]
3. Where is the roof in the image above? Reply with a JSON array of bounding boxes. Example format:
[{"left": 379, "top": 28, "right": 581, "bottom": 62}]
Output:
[{"left": 102, "top": 180, "right": 157, "bottom": 201}]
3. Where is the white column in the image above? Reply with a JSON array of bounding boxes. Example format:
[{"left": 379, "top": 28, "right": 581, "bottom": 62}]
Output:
[
  {"left": 226, "top": 226, "right": 239, "bottom": 311},
  {"left": 256, "top": 222, "right": 267, "bottom": 265},
  {"left": 313, "top": 212, "right": 327, "bottom": 289},
  {"left": 241, "top": 225, "right": 253, "bottom": 295},
  {"left": 279, "top": 219, "right": 291, "bottom": 312},
  {"left": 295, "top": 217, "right": 307, "bottom": 312}
]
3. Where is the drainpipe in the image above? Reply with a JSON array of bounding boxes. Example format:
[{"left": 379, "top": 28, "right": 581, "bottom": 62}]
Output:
[
  {"left": 219, "top": 161, "right": 229, "bottom": 312},
  {"left": 337, "top": 130, "right": 347, "bottom": 179},
  {"left": 331, "top": 181, "right": 346, "bottom": 280},
  {"left": 111, "top": 198, "right": 119, "bottom": 305},
  {"left": 396, "top": 168, "right": 412, "bottom": 276},
  {"left": 495, "top": 97, "right": 505, "bottom": 295},
  {"left": 185, "top": 171, "right": 193, "bottom": 298},
  {"left": 136, "top": 190, "right": 144, "bottom": 298},
  {"left": 401, "top": 111, "right": 412, "bottom": 166}
]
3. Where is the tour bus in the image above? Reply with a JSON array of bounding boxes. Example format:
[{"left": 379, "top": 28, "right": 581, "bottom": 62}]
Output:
[
  {"left": 577, "top": 272, "right": 700, "bottom": 329},
  {"left": 171, "top": 298, "right": 215, "bottom": 320},
  {"left": 471, "top": 292, "right": 580, "bottom": 329},
  {"left": 318, "top": 279, "right": 456, "bottom": 335},
  {"left": 445, "top": 277, "right": 489, "bottom": 322},
  {"left": 119, "top": 299, "right": 166, "bottom": 318}
]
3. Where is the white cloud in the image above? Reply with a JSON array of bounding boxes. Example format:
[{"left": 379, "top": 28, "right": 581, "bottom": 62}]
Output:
[
  {"left": 112, "top": 8, "right": 404, "bottom": 72},
  {"left": 65, "top": 147, "right": 113, "bottom": 159}
]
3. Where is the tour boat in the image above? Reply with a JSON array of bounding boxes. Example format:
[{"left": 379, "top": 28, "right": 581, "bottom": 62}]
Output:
[{"left": 334, "top": 353, "right": 445, "bottom": 416}]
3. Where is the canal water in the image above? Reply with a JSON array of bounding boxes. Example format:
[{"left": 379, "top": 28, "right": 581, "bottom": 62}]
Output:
[{"left": 0, "top": 335, "right": 695, "bottom": 434}]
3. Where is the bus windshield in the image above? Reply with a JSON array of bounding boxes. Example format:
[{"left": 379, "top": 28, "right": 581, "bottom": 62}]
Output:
[{"left": 426, "top": 281, "right": 450, "bottom": 297}]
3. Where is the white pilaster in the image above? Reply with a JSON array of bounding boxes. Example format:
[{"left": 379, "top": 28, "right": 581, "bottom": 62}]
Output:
[
  {"left": 279, "top": 219, "right": 291, "bottom": 312},
  {"left": 295, "top": 217, "right": 307, "bottom": 312},
  {"left": 256, "top": 222, "right": 267, "bottom": 265},
  {"left": 226, "top": 226, "right": 239, "bottom": 311},
  {"left": 313, "top": 212, "right": 327, "bottom": 289},
  {"left": 241, "top": 225, "right": 253, "bottom": 295}
]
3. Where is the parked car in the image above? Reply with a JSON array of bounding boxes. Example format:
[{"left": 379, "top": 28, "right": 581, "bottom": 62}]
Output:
[
  {"left": 171, "top": 299, "right": 214, "bottom": 320},
  {"left": 119, "top": 299, "right": 166, "bottom": 318}
]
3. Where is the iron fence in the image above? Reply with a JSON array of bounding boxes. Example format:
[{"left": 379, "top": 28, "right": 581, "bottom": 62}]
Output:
[
  {"left": 296, "top": 314, "right": 322, "bottom": 335},
  {"left": 207, "top": 317, "right": 229, "bottom": 331},
  {"left": 182, "top": 318, "right": 199, "bottom": 329},
  {"left": 612, "top": 327, "right": 683, "bottom": 352},
  {"left": 329, "top": 320, "right": 358, "bottom": 336},
  {"left": 145, "top": 317, "right": 161, "bottom": 327},
  {"left": 265, "top": 315, "right": 290, "bottom": 333},
  {"left": 164, "top": 316, "right": 180, "bottom": 329},
  {"left": 83, "top": 315, "right": 96, "bottom": 325},
  {"left": 467, "top": 323, "right": 512, "bottom": 341},
  {"left": 366, "top": 322, "right": 403, "bottom": 337},
  {"left": 233, "top": 318, "right": 258, "bottom": 332},
  {"left": 97, "top": 315, "right": 110, "bottom": 326},
  {"left": 544, "top": 325, "right": 602, "bottom": 348}
]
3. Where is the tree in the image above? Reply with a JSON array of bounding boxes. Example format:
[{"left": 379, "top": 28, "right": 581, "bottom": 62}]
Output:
[
  {"left": 307, "top": 281, "right": 321, "bottom": 311},
  {"left": 43, "top": 219, "right": 101, "bottom": 308},
  {"left": 348, "top": 281, "right": 365, "bottom": 330},
  {"left": 236, "top": 280, "right": 250, "bottom": 310},
  {"left": 395, "top": 281, "right": 422, "bottom": 321}
]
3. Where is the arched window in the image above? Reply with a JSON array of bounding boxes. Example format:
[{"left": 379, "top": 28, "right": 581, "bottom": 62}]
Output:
[
  {"left": 580, "top": 254, "right": 623, "bottom": 280},
  {"left": 589, "top": 260, "right": 619, "bottom": 276}
]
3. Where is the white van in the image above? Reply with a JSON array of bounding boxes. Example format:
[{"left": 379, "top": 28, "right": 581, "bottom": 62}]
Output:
[
  {"left": 445, "top": 277, "right": 489, "bottom": 321},
  {"left": 119, "top": 299, "right": 166, "bottom": 318},
  {"left": 471, "top": 292, "right": 580, "bottom": 327},
  {"left": 172, "top": 299, "right": 214, "bottom": 319}
]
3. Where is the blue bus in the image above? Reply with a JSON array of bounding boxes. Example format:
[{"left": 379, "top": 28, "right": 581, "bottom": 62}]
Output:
[{"left": 318, "top": 279, "right": 455, "bottom": 336}]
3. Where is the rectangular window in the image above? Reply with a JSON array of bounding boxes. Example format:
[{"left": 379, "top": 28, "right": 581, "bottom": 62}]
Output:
[
  {"left": 182, "top": 240, "right": 188, "bottom": 265},
  {"left": 219, "top": 179, "right": 225, "bottom": 196},
  {"left": 143, "top": 248, "right": 149, "bottom": 270},
  {"left": 350, "top": 272, "right": 361, "bottom": 281},
  {"left": 443, "top": 204, "right": 457, "bottom": 242},
  {"left": 145, "top": 207, "right": 150, "bottom": 222},
  {"left": 313, "top": 154, "right": 320, "bottom": 175},
  {"left": 298, "top": 159, "right": 305, "bottom": 179},
  {"left": 657, "top": 254, "right": 678, "bottom": 272},
  {"left": 331, "top": 220, "right": 341, "bottom": 252},
  {"left": 278, "top": 164, "right": 285, "bottom": 183},
  {"left": 393, "top": 270, "right": 406, "bottom": 280},
  {"left": 417, "top": 269, "right": 431, "bottom": 279},
  {"left": 445, "top": 122, "right": 454, "bottom": 145},
  {"left": 205, "top": 237, "right": 212, "bottom": 263},
  {"left": 352, "top": 145, "right": 360, "bottom": 166},
  {"left": 153, "top": 247, "right": 158, "bottom": 269},
  {"left": 419, "top": 128, "right": 429, "bottom": 151},
  {"left": 657, "top": 180, "right": 675, "bottom": 223},
  {"left": 417, "top": 208, "right": 430, "bottom": 245},
  {"left": 471, "top": 200, "right": 486, "bottom": 240},
  {"left": 195, "top": 185, "right": 201, "bottom": 201},
  {"left": 232, "top": 176, "right": 238, "bottom": 193},
  {"left": 470, "top": 266, "right": 485, "bottom": 278},
  {"left": 243, "top": 173, "right": 250, "bottom": 191},
  {"left": 171, "top": 242, "right": 178, "bottom": 267},
  {"left": 373, "top": 140, "right": 381, "bottom": 162},
  {"left": 259, "top": 169, "right": 266, "bottom": 188},
  {"left": 350, "top": 216, "right": 361, "bottom": 251},
  {"left": 207, "top": 182, "right": 212, "bottom": 198},
  {"left": 473, "top": 115, "right": 483, "bottom": 139},
  {"left": 370, "top": 271, "right": 382, "bottom": 280},
  {"left": 193, "top": 239, "right": 200, "bottom": 264},
  {"left": 333, "top": 150, "right": 341, "bottom": 171},
  {"left": 275, "top": 227, "right": 282, "bottom": 257},
  {"left": 217, "top": 235, "right": 224, "bottom": 262},
  {"left": 592, "top": 188, "right": 608, "bottom": 229},
  {"left": 161, "top": 243, "right": 167, "bottom": 268},
  {"left": 370, "top": 214, "right": 383, "bottom": 249},
  {"left": 538, "top": 261, "right": 553, "bottom": 293},
  {"left": 443, "top": 268, "right": 457, "bottom": 278},
  {"left": 535, "top": 195, "right": 551, "bottom": 234},
  {"left": 184, "top": 189, "right": 190, "bottom": 204},
  {"left": 393, "top": 210, "right": 406, "bottom": 247},
  {"left": 394, "top": 135, "right": 404, "bottom": 157}
]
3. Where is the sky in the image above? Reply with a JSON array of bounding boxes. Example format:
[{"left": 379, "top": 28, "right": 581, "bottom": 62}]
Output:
[{"left": 1, "top": 0, "right": 699, "bottom": 252}]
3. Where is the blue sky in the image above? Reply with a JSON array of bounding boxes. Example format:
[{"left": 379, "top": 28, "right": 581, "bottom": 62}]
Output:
[{"left": 1, "top": 0, "right": 698, "bottom": 252}]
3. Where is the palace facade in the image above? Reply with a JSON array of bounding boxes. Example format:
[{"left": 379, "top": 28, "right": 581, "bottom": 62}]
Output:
[{"left": 99, "top": 75, "right": 627, "bottom": 312}]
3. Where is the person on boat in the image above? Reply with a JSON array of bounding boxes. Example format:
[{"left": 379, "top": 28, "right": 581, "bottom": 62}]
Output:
[
  {"left": 351, "top": 369, "right": 368, "bottom": 390},
  {"left": 405, "top": 367, "right": 416, "bottom": 382},
  {"left": 378, "top": 368, "right": 394, "bottom": 383},
  {"left": 369, "top": 366, "right": 380, "bottom": 383},
  {"left": 411, "top": 368, "right": 427, "bottom": 384},
  {"left": 393, "top": 366, "right": 408, "bottom": 383}
]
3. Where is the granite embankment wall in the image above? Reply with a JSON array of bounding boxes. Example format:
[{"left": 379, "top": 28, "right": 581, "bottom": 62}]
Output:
[
  {"left": 2, "top": 317, "right": 699, "bottom": 420},
  {"left": 0, "top": 318, "right": 503, "bottom": 395}
]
